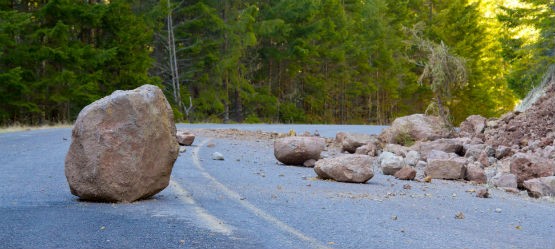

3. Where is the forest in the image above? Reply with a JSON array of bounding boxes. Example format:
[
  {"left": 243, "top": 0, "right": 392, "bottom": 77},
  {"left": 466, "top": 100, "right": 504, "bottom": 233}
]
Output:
[{"left": 1, "top": 0, "right": 554, "bottom": 125}]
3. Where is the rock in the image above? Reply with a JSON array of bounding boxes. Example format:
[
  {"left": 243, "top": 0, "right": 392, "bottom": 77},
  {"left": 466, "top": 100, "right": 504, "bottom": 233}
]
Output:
[
  {"left": 459, "top": 115, "right": 486, "bottom": 136},
  {"left": 427, "top": 150, "right": 450, "bottom": 160},
  {"left": 509, "top": 153, "right": 555, "bottom": 187},
  {"left": 379, "top": 114, "right": 450, "bottom": 145},
  {"left": 339, "top": 133, "right": 378, "bottom": 153},
  {"left": 380, "top": 152, "right": 405, "bottom": 175},
  {"left": 179, "top": 146, "right": 187, "bottom": 153},
  {"left": 383, "top": 144, "right": 409, "bottom": 157},
  {"left": 303, "top": 159, "right": 317, "bottom": 167},
  {"left": 355, "top": 142, "right": 378, "bottom": 157},
  {"left": 495, "top": 146, "right": 512, "bottom": 159},
  {"left": 476, "top": 188, "right": 490, "bottom": 198},
  {"left": 314, "top": 155, "right": 374, "bottom": 183},
  {"left": 463, "top": 144, "right": 487, "bottom": 159},
  {"left": 478, "top": 151, "right": 492, "bottom": 167},
  {"left": 415, "top": 160, "right": 427, "bottom": 180},
  {"left": 425, "top": 154, "right": 467, "bottom": 180},
  {"left": 394, "top": 166, "right": 416, "bottom": 180},
  {"left": 465, "top": 163, "right": 487, "bottom": 184},
  {"left": 484, "top": 79, "right": 555, "bottom": 150},
  {"left": 176, "top": 131, "right": 195, "bottom": 146},
  {"left": 490, "top": 172, "right": 517, "bottom": 189},
  {"left": 522, "top": 176, "right": 555, "bottom": 197},
  {"left": 211, "top": 152, "right": 224, "bottom": 160},
  {"left": 65, "top": 85, "right": 179, "bottom": 203},
  {"left": 404, "top": 150, "right": 421, "bottom": 167},
  {"left": 412, "top": 138, "right": 465, "bottom": 160},
  {"left": 274, "top": 136, "right": 325, "bottom": 166}
]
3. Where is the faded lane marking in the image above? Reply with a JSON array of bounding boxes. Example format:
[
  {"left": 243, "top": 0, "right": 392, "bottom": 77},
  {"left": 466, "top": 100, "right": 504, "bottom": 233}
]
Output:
[
  {"left": 170, "top": 180, "right": 234, "bottom": 235},
  {"left": 192, "top": 139, "right": 329, "bottom": 249}
]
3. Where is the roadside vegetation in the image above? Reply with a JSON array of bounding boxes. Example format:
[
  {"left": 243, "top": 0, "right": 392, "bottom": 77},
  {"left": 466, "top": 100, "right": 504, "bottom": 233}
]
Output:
[{"left": 1, "top": 0, "right": 553, "bottom": 125}]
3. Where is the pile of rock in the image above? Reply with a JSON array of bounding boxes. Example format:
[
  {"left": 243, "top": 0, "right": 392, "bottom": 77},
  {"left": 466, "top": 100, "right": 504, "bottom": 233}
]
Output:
[{"left": 273, "top": 109, "right": 555, "bottom": 197}]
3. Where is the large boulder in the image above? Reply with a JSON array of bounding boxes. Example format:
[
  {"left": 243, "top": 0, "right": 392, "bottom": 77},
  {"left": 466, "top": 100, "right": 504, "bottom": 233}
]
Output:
[
  {"left": 379, "top": 152, "right": 405, "bottom": 175},
  {"left": 314, "top": 155, "right": 374, "bottom": 183},
  {"left": 509, "top": 153, "right": 555, "bottom": 187},
  {"left": 65, "top": 85, "right": 179, "bottom": 203},
  {"left": 274, "top": 136, "right": 326, "bottom": 165},
  {"left": 379, "top": 114, "right": 450, "bottom": 145},
  {"left": 336, "top": 132, "right": 378, "bottom": 153},
  {"left": 522, "top": 176, "right": 555, "bottom": 198},
  {"left": 425, "top": 151, "right": 467, "bottom": 180}
]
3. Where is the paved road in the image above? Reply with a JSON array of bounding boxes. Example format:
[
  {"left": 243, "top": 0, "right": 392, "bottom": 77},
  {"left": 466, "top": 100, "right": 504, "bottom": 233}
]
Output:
[{"left": 1, "top": 125, "right": 554, "bottom": 249}]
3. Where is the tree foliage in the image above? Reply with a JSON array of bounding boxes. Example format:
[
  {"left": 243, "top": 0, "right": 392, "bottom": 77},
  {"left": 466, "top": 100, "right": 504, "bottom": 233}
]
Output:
[{"left": 3, "top": 0, "right": 553, "bottom": 125}]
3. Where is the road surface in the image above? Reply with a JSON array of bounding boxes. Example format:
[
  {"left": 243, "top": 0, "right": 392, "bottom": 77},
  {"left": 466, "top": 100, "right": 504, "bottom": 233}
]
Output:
[{"left": 1, "top": 124, "right": 554, "bottom": 249}]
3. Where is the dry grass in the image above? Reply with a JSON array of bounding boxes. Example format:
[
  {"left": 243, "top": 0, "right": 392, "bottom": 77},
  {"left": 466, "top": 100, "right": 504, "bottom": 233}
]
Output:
[{"left": 0, "top": 123, "right": 73, "bottom": 134}]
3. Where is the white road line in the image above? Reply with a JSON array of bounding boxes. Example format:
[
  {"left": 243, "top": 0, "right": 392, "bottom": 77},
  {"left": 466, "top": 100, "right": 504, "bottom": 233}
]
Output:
[
  {"left": 192, "top": 139, "right": 329, "bottom": 249},
  {"left": 169, "top": 179, "right": 234, "bottom": 235}
]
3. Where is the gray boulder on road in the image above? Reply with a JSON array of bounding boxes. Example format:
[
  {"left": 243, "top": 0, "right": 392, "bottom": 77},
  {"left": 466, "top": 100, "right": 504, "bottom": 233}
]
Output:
[
  {"left": 379, "top": 114, "right": 450, "bottom": 144},
  {"left": 425, "top": 151, "right": 467, "bottom": 180},
  {"left": 65, "top": 85, "right": 179, "bottom": 203},
  {"left": 336, "top": 132, "right": 378, "bottom": 153},
  {"left": 274, "top": 136, "right": 325, "bottom": 166},
  {"left": 379, "top": 151, "right": 405, "bottom": 175},
  {"left": 314, "top": 155, "right": 374, "bottom": 183}
]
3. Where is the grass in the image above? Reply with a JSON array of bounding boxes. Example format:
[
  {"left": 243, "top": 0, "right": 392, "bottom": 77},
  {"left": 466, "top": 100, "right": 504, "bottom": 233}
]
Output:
[{"left": 0, "top": 123, "right": 73, "bottom": 134}]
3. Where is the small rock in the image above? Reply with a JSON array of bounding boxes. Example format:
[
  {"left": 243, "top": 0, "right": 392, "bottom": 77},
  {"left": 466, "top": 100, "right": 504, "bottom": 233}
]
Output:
[
  {"left": 476, "top": 188, "right": 490, "bottom": 198},
  {"left": 495, "top": 208, "right": 502, "bottom": 213},
  {"left": 211, "top": 152, "right": 224, "bottom": 160},
  {"left": 314, "top": 154, "right": 374, "bottom": 183},
  {"left": 404, "top": 150, "right": 421, "bottom": 166},
  {"left": 179, "top": 146, "right": 187, "bottom": 153},
  {"left": 339, "top": 133, "right": 378, "bottom": 153},
  {"left": 465, "top": 162, "right": 487, "bottom": 184},
  {"left": 455, "top": 212, "right": 465, "bottom": 219},
  {"left": 423, "top": 176, "right": 432, "bottom": 183},
  {"left": 176, "top": 131, "right": 195, "bottom": 146},
  {"left": 403, "top": 184, "right": 412, "bottom": 190},
  {"left": 391, "top": 215, "right": 398, "bottom": 221},
  {"left": 380, "top": 152, "right": 405, "bottom": 175},
  {"left": 394, "top": 166, "right": 417, "bottom": 180},
  {"left": 459, "top": 115, "right": 486, "bottom": 136},
  {"left": 490, "top": 172, "right": 518, "bottom": 189}
]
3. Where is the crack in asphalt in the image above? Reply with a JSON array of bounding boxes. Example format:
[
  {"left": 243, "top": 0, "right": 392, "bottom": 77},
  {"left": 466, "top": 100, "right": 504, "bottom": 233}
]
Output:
[{"left": 190, "top": 138, "right": 330, "bottom": 249}]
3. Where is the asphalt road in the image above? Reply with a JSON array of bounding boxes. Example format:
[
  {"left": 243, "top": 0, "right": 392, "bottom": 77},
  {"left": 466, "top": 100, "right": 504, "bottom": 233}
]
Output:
[{"left": 1, "top": 124, "right": 554, "bottom": 249}]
